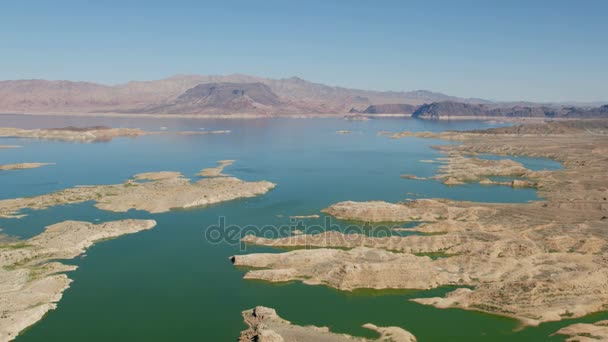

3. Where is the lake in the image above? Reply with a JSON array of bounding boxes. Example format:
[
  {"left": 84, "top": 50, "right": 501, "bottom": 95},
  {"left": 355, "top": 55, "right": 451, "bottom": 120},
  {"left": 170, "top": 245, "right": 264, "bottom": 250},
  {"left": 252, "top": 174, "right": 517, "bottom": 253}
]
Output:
[{"left": 2, "top": 115, "right": 595, "bottom": 341}]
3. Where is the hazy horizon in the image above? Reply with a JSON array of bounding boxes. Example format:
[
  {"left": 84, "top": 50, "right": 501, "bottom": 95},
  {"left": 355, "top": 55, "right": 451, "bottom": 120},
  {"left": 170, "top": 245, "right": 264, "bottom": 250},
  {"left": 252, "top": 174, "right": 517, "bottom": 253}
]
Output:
[{"left": 2, "top": 0, "right": 607, "bottom": 103}]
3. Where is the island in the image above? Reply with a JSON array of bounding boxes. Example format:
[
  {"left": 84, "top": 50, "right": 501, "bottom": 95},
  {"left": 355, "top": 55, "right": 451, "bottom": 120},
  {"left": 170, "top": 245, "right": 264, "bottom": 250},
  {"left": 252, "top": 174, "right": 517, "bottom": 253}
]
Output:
[
  {"left": 0, "top": 161, "right": 275, "bottom": 218},
  {"left": 0, "top": 126, "right": 231, "bottom": 143},
  {"left": 0, "top": 163, "right": 52, "bottom": 171}
]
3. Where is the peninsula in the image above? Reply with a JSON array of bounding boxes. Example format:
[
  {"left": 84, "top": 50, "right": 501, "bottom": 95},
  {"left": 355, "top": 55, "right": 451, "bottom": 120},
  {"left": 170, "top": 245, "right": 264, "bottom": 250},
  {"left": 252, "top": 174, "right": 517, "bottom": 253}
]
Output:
[
  {"left": 232, "top": 120, "right": 608, "bottom": 335},
  {"left": 240, "top": 306, "right": 417, "bottom": 342},
  {"left": 0, "top": 161, "right": 275, "bottom": 218},
  {"left": 0, "top": 219, "right": 157, "bottom": 341}
]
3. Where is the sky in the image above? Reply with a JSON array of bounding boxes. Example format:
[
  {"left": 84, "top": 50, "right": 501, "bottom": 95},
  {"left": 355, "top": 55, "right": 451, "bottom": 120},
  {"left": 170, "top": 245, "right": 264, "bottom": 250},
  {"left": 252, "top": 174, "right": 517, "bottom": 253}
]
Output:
[{"left": 1, "top": 0, "right": 607, "bottom": 102}]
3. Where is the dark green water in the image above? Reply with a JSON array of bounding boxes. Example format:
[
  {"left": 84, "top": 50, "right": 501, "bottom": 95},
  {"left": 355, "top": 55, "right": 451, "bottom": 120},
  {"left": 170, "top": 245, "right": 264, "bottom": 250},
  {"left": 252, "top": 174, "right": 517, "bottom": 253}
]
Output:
[{"left": 1, "top": 116, "right": 599, "bottom": 341}]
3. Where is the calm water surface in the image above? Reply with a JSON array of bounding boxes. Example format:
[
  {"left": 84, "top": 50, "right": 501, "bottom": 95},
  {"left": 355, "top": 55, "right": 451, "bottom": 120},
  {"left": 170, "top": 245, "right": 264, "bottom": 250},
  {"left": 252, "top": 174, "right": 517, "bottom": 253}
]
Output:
[{"left": 1, "top": 115, "right": 599, "bottom": 341}]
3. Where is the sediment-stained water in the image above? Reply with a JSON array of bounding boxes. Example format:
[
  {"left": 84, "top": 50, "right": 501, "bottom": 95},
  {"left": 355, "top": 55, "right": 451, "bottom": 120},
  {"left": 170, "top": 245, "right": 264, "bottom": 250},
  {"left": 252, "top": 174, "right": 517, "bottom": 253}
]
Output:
[{"left": 2, "top": 116, "right": 596, "bottom": 341}]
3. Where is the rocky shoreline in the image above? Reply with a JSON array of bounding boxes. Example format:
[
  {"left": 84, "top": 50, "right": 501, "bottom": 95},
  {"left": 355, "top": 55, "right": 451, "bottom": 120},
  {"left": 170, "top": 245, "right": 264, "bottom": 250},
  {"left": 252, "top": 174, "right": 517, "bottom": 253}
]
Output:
[
  {"left": 0, "top": 126, "right": 231, "bottom": 143},
  {"left": 0, "top": 159, "right": 277, "bottom": 340},
  {"left": 0, "top": 162, "right": 275, "bottom": 218},
  {"left": 0, "top": 163, "right": 52, "bottom": 171},
  {"left": 0, "top": 219, "right": 157, "bottom": 341},
  {"left": 233, "top": 121, "right": 608, "bottom": 335},
  {"left": 239, "top": 306, "right": 416, "bottom": 342}
]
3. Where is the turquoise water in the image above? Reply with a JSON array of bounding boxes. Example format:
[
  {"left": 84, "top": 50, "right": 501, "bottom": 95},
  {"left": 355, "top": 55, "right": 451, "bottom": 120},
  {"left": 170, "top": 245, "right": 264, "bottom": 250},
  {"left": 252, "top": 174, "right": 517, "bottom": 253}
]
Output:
[{"left": 2, "top": 116, "right": 595, "bottom": 341}]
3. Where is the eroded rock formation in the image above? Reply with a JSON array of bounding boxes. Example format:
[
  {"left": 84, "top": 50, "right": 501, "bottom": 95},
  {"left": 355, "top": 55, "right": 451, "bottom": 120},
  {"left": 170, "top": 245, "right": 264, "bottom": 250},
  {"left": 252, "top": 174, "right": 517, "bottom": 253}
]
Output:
[
  {"left": 239, "top": 306, "right": 416, "bottom": 342},
  {"left": 0, "top": 162, "right": 275, "bottom": 218},
  {"left": 0, "top": 219, "right": 157, "bottom": 341},
  {"left": 233, "top": 121, "right": 608, "bottom": 328}
]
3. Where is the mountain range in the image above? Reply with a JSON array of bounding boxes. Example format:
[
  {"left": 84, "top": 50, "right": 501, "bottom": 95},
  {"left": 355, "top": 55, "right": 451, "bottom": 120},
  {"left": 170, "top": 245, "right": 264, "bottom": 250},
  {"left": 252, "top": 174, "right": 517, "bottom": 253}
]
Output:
[
  {"left": 0, "top": 74, "right": 487, "bottom": 115},
  {"left": 0, "top": 74, "right": 605, "bottom": 118},
  {"left": 411, "top": 101, "right": 608, "bottom": 119}
]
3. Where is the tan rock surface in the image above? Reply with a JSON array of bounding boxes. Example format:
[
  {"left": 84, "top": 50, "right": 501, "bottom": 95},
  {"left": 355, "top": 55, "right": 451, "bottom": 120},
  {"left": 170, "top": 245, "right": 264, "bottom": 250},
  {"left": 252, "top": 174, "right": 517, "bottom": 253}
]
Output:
[
  {"left": 289, "top": 214, "right": 320, "bottom": 219},
  {"left": 554, "top": 320, "right": 608, "bottom": 341},
  {"left": 235, "top": 121, "right": 608, "bottom": 327},
  {"left": 0, "top": 163, "right": 52, "bottom": 171},
  {"left": 0, "top": 168, "right": 275, "bottom": 218},
  {"left": 0, "top": 126, "right": 147, "bottom": 142},
  {"left": 0, "top": 219, "right": 157, "bottom": 341},
  {"left": 399, "top": 174, "right": 426, "bottom": 180},
  {"left": 0, "top": 126, "right": 231, "bottom": 143},
  {"left": 239, "top": 306, "right": 416, "bottom": 342},
  {"left": 197, "top": 160, "right": 235, "bottom": 177},
  {"left": 321, "top": 199, "right": 494, "bottom": 223}
]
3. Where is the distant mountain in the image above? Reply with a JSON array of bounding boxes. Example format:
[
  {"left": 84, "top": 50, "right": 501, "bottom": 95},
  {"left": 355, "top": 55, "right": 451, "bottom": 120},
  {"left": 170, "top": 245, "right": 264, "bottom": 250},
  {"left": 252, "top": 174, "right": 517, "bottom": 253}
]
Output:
[
  {"left": 131, "top": 82, "right": 287, "bottom": 114},
  {"left": 0, "top": 74, "right": 490, "bottom": 115},
  {"left": 412, "top": 101, "right": 608, "bottom": 119},
  {"left": 1, "top": 75, "right": 605, "bottom": 116},
  {"left": 351, "top": 103, "right": 418, "bottom": 114}
]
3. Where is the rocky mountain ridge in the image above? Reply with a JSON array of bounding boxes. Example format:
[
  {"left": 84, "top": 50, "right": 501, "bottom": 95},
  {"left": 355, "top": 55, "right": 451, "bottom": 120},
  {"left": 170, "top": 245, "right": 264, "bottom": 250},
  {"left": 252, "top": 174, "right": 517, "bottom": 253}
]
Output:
[{"left": 0, "top": 75, "right": 605, "bottom": 117}]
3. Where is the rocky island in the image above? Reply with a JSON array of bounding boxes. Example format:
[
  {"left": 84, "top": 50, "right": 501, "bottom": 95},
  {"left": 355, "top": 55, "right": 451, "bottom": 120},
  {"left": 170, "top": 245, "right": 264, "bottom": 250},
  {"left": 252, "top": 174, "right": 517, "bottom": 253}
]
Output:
[
  {"left": 0, "top": 161, "right": 275, "bottom": 218},
  {"left": 0, "top": 126, "right": 231, "bottom": 143},
  {"left": 197, "top": 159, "right": 235, "bottom": 177},
  {"left": 0, "top": 126, "right": 147, "bottom": 142},
  {"left": 0, "top": 163, "right": 52, "bottom": 171}
]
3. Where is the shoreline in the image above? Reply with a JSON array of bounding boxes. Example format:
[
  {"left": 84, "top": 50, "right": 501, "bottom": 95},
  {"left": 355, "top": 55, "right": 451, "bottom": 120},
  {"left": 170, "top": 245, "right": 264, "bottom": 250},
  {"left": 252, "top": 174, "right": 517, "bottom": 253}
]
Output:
[
  {"left": 2, "top": 111, "right": 600, "bottom": 122},
  {"left": 232, "top": 120, "right": 608, "bottom": 330}
]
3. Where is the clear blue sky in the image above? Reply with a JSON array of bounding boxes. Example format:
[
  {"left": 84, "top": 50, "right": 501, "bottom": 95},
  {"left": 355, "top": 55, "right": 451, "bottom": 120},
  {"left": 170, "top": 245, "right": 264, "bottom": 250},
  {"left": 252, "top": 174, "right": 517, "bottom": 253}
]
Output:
[{"left": 1, "top": 0, "right": 606, "bottom": 102}]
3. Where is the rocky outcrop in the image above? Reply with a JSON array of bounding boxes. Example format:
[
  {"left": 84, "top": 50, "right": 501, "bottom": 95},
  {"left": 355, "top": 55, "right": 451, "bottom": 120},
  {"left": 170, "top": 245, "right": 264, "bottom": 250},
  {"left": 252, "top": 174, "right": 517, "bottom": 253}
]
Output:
[
  {"left": 0, "top": 163, "right": 52, "bottom": 171},
  {"left": 321, "top": 199, "right": 493, "bottom": 223},
  {"left": 0, "top": 126, "right": 231, "bottom": 143},
  {"left": 234, "top": 120, "right": 608, "bottom": 328},
  {"left": 360, "top": 104, "right": 417, "bottom": 114},
  {"left": 239, "top": 306, "right": 416, "bottom": 342},
  {"left": 136, "top": 82, "right": 287, "bottom": 114},
  {"left": 426, "top": 155, "right": 544, "bottom": 187},
  {"left": 0, "top": 126, "right": 147, "bottom": 142},
  {"left": 554, "top": 320, "right": 608, "bottom": 341},
  {"left": 0, "top": 164, "right": 275, "bottom": 218},
  {"left": 0, "top": 219, "right": 157, "bottom": 341},
  {"left": 197, "top": 160, "right": 235, "bottom": 177},
  {"left": 412, "top": 101, "right": 608, "bottom": 119}
]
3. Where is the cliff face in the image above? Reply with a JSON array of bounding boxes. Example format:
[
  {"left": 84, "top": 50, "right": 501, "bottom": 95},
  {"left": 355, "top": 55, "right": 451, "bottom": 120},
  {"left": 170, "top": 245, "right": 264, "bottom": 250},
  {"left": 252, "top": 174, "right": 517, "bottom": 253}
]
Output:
[
  {"left": 0, "top": 75, "right": 485, "bottom": 115},
  {"left": 412, "top": 102, "right": 490, "bottom": 119},
  {"left": 0, "top": 76, "right": 605, "bottom": 116},
  {"left": 412, "top": 101, "right": 608, "bottom": 119},
  {"left": 358, "top": 103, "right": 417, "bottom": 114},
  {"left": 133, "top": 82, "right": 285, "bottom": 114}
]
